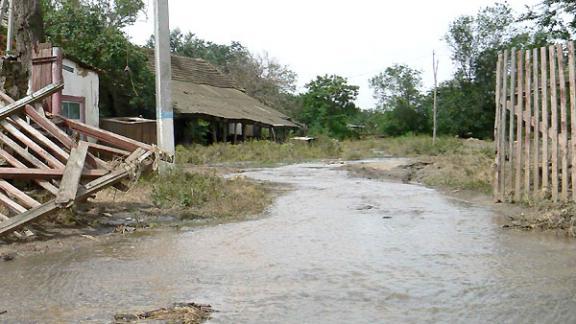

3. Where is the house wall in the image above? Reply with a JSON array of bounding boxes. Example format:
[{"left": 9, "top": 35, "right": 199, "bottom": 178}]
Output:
[{"left": 61, "top": 58, "right": 99, "bottom": 128}]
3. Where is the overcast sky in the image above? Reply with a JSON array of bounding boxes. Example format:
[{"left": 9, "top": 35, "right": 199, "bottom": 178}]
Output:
[{"left": 126, "top": 0, "right": 540, "bottom": 109}]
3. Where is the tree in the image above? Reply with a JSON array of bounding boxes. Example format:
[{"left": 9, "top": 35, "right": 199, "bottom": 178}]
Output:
[
  {"left": 299, "top": 75, "right": 360, "bottom": 139},
  {"left": 41, "top": 0, "right": 154, "bottom": 117},
  {"left": 369, "top": 64, "right": 422, "bottom": 110},
  {"left": 445, "top": 3, "right": 517, "bottom": 81},
  {"left": 0, "top": 0, "right": 45, "bottom": 99},
  {"left": 369, "top": 64, "right": 426, "bottom": 136},
  {"left": 524, "top": 0, "right": 576, "bottom": 39}
]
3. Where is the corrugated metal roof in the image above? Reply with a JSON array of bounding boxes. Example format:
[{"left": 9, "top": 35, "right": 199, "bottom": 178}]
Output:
[{"left": 147, "top": 52, "right": 298, "bottom": 128}]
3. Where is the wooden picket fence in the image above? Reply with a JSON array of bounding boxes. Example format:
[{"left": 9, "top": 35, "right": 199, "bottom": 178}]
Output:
[{"left": 494, "top": 41, "right": 576, "bottom": 203}]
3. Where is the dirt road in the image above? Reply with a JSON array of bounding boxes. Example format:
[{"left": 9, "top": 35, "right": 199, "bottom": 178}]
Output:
[{"left": 1, "top": 161, "right": 575, "bottom": 323}]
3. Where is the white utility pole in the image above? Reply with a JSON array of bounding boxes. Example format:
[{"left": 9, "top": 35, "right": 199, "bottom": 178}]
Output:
[
  {"left": 432, "top": 50, "right": 439, "bottom": 145},
  {"left": 153, "top": 0, "right": 175, "bottom": 162},
  {"left": 6, "top": 0, "right": 13, "bottom": 53}
]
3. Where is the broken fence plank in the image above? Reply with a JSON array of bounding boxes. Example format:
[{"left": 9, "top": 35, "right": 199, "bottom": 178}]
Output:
[
  {"left": 0, "top": 180, "right": 41, "bottom": 209},
  {"left": 87, "top": 142, "right": 131, "bottom": 157},
  {"left": 56, "top": 142, "right": 89, "bottom": 207},
  {"left": 0, "top": 191, "right": 27, "bottom": 214},
  {"left": 11, "top": 115, "right": 69, "bottom": 162},
  {"left": 0, "top": 83, "right": 63, "bottom": 120},
  {"left": 21, "top": 104, "right": 109, "bottom": 170},
  {"left": 0, "top": 120, "right": 65, "bottom": 169},
  {"left": 62, "top": 117, "right": 154, "bottom": 152},
  {"left": 0, "top": 148, "right": 59, "bottom": 195},
  {"left": 0, "top": 167, "right": 108, "bottom": 180}
]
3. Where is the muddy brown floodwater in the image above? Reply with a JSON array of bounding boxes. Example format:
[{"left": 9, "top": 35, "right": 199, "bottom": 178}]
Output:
[{"left": 1, "top": 161, "right": 576, "bottom": 323}]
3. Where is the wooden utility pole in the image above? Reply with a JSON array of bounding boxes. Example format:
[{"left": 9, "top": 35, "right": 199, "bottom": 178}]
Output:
[
  {"left": 153, "top": 0, "right": 175, "bottom": 162},
  {"left": 432, "top": 50, "right": 439, "bottom": 145}
]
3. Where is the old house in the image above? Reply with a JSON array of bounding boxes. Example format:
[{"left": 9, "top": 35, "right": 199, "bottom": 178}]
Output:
[
  {"left": 148, "top": 53, "right": 299, "bottom": 144},
  {"left": 31, "top": 45, "right": 100, "bottom": 128}
]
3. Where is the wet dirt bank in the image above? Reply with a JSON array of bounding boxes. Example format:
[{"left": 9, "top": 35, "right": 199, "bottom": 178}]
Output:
[{"left": 1, "top": 161, "right": 576, "bottom": 323}]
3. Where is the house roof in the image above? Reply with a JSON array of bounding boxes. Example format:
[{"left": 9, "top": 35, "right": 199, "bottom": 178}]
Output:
[{"left": 147, "top": 52, "right": 298, "bottom": 128}]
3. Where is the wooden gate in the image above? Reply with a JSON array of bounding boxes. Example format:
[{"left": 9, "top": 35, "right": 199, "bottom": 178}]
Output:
[{"left": 495, "top": 41, "right": 576, "bottom": 203}]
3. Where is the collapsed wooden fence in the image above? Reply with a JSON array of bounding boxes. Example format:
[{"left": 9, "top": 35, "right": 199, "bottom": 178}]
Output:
[
  {"left": 0, "top": 83, "right": 162, "bottom": 237},
  {"left": 495, "top": 41, "right": 576, "bottom": 203}
]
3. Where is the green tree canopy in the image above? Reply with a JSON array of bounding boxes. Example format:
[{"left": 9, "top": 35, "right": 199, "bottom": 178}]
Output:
[
  {"left": 41, "top": 0, "right": 154, "bottom": 117},
  {"left": 369, "top": 64, "right": 422, "bottom": 110},
  {"left": 300, "top": 75, "right": 360, "bottom": 139}
]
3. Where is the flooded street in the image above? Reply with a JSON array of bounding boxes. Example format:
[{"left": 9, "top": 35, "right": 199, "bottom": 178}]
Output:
[{"left": 1, "top": 161, "right": 576, "bottom": 323}]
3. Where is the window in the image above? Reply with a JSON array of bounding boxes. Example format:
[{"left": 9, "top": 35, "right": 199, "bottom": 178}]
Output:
[{"left": 62, "top": 101, "right": 81, "bottom": 120}]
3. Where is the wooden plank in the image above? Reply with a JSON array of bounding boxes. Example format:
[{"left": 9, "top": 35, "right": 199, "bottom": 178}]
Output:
[
  {"left": 557, "top": 43, "right": 569, "bottom": 201},
  {"left": 0, "top": 180, "right": 41, "bottom": 209},
  {"left": 62, "top": 117, "right": 153, "bottom": 152},
  {"left": 0, "top": 132, "right": 51, "bottom": 169},
  {"left": 0, "top": 83, "right": 63, "bottom": 120},
  {"left": 0, "top": 167, "right": 108, "bottom": 179},
  {"left": 0, "top": 148, "right": 59, "bottom": 194},
  {"left": 494, "top": 53, "right": 503, "bottom": 201},
  {"left": 0, "top": 120, "right": 65, "bottom": 169},
  {"left": 524, "top": 50, "right": 532, "bottom": 197},
  {"left": 541, "top": 46, "right": 550, "bottom": 197},
  {"left": 509, "top": 48, "right": 517, "bottom": 197},
  {"left": 500, "top": 50, "right": 509, "bottom": 202},
  {"left": 56, "top": 142, "right": 89, "bottom": 207},
  {"left": 87, "top": 142, "right": 130, "bottom": 157},
  {"left": 549, "top": 45, "right": 559, "bottom": 202},
  {"left": 532, "top": 48, "right": 541, "bottom": 196},
  {"left": 568, "top": 41, "right": 576, "bottom": 201},
  {"left": 11, "top": 115, "right": 69, "bottom": 162},
  {"left": 22, "top": 105, "right": 110, "bottom": 170},
  {"left": 0, "top": 192, "right": 27, "bottom": 214},
  {"left": 515, "top": 49, "right": 524, "bottom": 202}
]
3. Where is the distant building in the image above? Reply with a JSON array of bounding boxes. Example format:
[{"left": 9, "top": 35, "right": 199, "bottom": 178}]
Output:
[
  {"left": 148, "top": 52, "right": 300, "bottom": 144},
  {"left": 31, "top": 44, "right": 100, "bottom": 128}
]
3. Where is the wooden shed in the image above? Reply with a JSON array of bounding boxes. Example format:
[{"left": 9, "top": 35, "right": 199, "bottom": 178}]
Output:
[{"left": 100, "top": 117, "right": 157, "bottom": 145}]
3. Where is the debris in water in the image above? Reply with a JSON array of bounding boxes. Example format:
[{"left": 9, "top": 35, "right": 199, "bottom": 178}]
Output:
[
  {"left": 0, "top": 310, "right": 6, "bottom": 315},
  {"left": 0, "top": 252, "right": 15, "bottom": 261},
  {"left": 356, "top": 205, "right": 375, "bottom": 211},
  {"left": 382, "top": 216, "right": 393, "bottom": 219},
  {"left": 114, "top": 302, "right": 213, "bottom": 323}
]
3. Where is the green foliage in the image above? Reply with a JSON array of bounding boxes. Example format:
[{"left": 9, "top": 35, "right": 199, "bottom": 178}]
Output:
[
  {"left": 370, "top": 64, "right": 422, "bottom": 110},
  {"left": 368, "top": 64, "right": 427, "bottom": 136},
  {"left": 151, "top": 169, "right": 225, "bottom": 208},
  {"left": 41, "top": 0, "right": 155, "bottom": 117},
  {"left": 299, "top": 75, "right": 360, "bottom": 139},
  {"left": 524, "top": 0, "right": 576, "bottom": 39},
  {"left": 149, "top": 168, "right": 271, "bottom": 219}
]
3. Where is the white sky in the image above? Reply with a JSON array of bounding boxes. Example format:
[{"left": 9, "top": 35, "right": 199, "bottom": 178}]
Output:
[{"left": 126, "top": 0, "right": 540, "bottom": 109}]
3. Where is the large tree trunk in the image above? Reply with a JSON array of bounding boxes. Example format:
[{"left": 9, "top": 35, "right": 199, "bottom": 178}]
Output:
[{"left": 0, "top": 0, "right": 45, "bottom": 99}]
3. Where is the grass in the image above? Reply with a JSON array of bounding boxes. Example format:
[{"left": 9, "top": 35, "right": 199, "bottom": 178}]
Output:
[
  {"left": 143, "top": 168, "right": 273, "bottom": 220},
  {"left": 176, "top": 136, "right": 342, "bottom": 166}
]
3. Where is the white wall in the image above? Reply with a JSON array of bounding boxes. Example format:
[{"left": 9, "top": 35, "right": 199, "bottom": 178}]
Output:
[{"left": 61, "top": 58, "right": 99, "bottom": 128}]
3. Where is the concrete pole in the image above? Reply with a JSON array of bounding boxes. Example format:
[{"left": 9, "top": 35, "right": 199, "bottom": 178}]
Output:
[
  {"left": 6, "top": 0, "right": 13, "bottom": 53},
  {"left": 153, "top": 0, "right": 175, "bottom": 162}
]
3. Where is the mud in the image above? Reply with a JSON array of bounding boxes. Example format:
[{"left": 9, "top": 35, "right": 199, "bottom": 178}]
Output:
[{"left": 0, "top": 161, "right": 575, "bottom": 323}]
